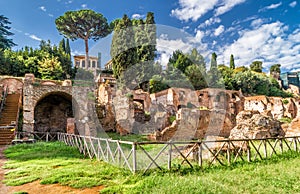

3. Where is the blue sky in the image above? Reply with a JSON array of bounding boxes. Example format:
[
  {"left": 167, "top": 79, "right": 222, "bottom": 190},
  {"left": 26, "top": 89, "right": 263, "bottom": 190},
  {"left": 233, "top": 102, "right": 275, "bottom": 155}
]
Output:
[{"left": 0, "top": 0, "right": 299, "bottom": 72}]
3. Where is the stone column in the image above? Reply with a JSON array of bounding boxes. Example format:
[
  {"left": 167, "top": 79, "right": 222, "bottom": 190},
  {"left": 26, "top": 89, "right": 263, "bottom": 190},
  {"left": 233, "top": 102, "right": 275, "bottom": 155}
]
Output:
[{"left": 23, "top": 74, "right": 35, "bottom": 132}]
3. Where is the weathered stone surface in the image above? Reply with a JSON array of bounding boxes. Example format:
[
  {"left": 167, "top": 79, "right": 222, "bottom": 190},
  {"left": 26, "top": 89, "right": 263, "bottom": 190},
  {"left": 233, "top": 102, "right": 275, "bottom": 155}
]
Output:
[
  {"left": 150, "top": 108, "right": 235, "bottom": 141},
  {"left": 244, "top": 96, "right": 298, "bottom": 120},
  {"left": 96, "top": 104, "right": 116, "bottom": 132},
  {"left": 34, "top": 94, "right": 73, "bottom": 133},
  {"left": 0, "top": 77, "right": 23, "bottom": 94},
  {"left": 198, "top": 88, "right": 244, "bottom": 114},
  {"left": 116, "top": 121, "right": 130, "bottom": 136},
  {"left": 284, "top": 118, "right": 300, "bottom": 136},
  {"left": 67, "top": 118, "right": 75, "bottom": 134},
  {"left": 229, "top": 110, "right": 284, "bottom": 139}
]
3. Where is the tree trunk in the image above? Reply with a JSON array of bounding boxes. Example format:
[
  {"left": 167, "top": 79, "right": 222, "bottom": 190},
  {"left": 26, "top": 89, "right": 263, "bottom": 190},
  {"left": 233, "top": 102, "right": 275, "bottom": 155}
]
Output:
[{"left": 84, "top": 38, "right": 89, "bottom": 70}]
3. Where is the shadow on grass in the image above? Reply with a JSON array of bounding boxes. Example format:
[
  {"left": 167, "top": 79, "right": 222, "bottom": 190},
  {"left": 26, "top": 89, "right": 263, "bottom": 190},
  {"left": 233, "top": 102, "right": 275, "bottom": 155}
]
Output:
[{"left": 4, "top": 142, "right": 84, "bottom": 161}]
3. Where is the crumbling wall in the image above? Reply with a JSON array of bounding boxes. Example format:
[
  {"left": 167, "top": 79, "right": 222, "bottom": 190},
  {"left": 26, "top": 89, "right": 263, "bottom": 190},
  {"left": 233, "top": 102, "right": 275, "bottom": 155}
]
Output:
[
  {"left": 244, "top": 95, "right": 298, "bottom": 120},
  {"left": 0, "top": 77, "right": 23, "bottom": 94}
]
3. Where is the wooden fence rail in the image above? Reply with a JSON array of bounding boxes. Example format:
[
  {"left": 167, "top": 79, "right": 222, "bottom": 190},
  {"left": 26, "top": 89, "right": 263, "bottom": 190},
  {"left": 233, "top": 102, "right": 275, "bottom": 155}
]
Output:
[
  {"left": 16, "top": 131, "right": 58, "bottom": 142},
  {"left": 55, "top": 133, "right": 300, "bottom": 174}
]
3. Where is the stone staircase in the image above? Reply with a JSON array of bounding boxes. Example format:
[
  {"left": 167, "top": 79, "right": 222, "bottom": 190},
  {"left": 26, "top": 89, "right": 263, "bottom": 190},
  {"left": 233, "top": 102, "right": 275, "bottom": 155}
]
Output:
[{"left": 0, "top": 94, "right": 20, "bottom": 145}]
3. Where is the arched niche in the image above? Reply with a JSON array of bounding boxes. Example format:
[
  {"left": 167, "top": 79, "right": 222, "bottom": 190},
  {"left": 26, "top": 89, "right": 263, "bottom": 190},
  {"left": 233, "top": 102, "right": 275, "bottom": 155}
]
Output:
[{"left": 34, "top": 92, "right": 74, "bottom": 133}]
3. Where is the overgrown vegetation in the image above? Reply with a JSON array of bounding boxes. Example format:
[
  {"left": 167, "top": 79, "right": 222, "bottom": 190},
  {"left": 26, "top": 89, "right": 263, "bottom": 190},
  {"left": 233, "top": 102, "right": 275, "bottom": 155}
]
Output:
[
  {"left": 3, "top": 142, "right": 300, "bottom": 194},
  {"left": 106, "top": 132, "right": 149, "bottom": 142},
  {"left": 0, "top": 39, "right": 75, "bottom": 80},
  {"left": 279, "top": 117, "right": 292, "bottom": 123}
]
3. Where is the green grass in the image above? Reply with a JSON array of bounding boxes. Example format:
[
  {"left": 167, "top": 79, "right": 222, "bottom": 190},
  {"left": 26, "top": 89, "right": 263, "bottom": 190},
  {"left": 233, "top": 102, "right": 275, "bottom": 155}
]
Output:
[
  {"left": 105, "top": 132, "right": 149, "bottom": 142},
  {"left": 3, "top": 142, "right": 131, "bottom": 188},
  {"left": 3, "top": 142, "right": 300, "bottom": 194}
]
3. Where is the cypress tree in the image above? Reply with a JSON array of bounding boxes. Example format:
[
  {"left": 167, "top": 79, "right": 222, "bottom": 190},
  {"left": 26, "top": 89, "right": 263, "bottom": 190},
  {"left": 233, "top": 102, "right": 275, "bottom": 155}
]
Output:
[
  {"left": 230, "top": 54, "right": 235, "bottom": 69},
  {"left": 111, "top": 14, "right": 136, "bottom": 80},
  {"left": 144, "top": 12, "right": 156, "bottom": 61},
  {"left": 59, "top": 39, "right": 66, "bottom": 52},
  {"left": 208, "top": 52, "right": 221, "bottom": 88},
  {"left": 65, "top": 39, "right": 71, "bottom": 56}
]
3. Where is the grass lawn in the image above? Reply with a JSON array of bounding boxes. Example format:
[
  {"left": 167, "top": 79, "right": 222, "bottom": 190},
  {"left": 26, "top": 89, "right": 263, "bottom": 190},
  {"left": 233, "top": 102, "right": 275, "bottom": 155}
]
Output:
[{"left": 3, "top": 142, "right": 300, "bottom": 194}]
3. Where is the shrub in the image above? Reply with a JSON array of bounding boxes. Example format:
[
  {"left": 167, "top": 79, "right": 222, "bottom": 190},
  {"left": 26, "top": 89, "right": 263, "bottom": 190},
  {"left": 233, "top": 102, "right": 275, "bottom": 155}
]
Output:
[{"left": 169, "top": 115, "right": 176, "bottom": 124}]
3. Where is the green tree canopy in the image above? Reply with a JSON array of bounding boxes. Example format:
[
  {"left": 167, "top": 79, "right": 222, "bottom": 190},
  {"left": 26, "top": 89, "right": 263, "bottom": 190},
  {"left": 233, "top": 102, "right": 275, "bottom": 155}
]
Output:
[
  {"left": 55, "top": 10, "right": 111, "bottom": 69},
  {"left": 168, "top": 50, "right": 193, "bottom": 73},
  {"left": 0, "top": 39, "right": 74, "bottom": 80},
  {"left": 270, "top": 64, "right": 281, "bottom": 79},
  {"left": 0, "top": 15, "right": 16, "bottom": 49},
  {"left": 207, "top": 52, "right": 222, "bottom": 88},
  {"left": 111, "top": 14, "right": 136, "bottom": 81},
  {"left": 38, "top": 55, "right": 63, "bottom": 80},
  {"left": 250, "top": 61, "right": 263, "bottom": 73},
  {"left": 111, "top": 12, "right": 157, "bottom": 91}
]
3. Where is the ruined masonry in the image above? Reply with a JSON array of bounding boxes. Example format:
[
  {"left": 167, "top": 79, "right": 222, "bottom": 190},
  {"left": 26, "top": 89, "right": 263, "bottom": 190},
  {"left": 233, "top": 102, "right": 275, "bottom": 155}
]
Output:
[
  {"left": 0, "top": 74, "right": 99, "bottom": 136},
  {"left": 1, "top": 73, "right": 300, "bottom": 141}
]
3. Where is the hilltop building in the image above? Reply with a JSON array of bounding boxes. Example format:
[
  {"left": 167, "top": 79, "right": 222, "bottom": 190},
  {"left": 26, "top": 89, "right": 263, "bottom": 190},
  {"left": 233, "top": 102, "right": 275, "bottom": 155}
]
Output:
[
  {"left": 73, "top": 52, "right": 102, "bottom": 70},
  {"left": 280, "top": 72, "right": 300, "bottom": 89}
]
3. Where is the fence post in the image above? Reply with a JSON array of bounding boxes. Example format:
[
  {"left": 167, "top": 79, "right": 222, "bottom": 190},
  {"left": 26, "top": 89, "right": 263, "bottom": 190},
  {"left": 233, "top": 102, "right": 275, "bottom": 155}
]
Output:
[
  {"left": 263, "top": 140, "right": 267, "bottom": 158},
  {"left": 168, "top": 142, "right": 172, "bottom": 170},
  {"left": 280, "top": 138, "right": 283, "bottom": 154},
  {"left": 132, "top": 143, "right": 137, "bottom": 173},
  {"left": 227, "top": 141, "right": 231, "bottom": 165},
  {"left": 117, "top": 141, "right": 121, "bottom": 166},
  {"left": 198, "top": 142, "right": 202, "bottom": 168},
  {"left": 294, "top": 137, "right": 297, "bottom": 152},
  {"left": 247, "top": 141, "right": 251, "bottom": 162},
  {"left": 46, "top": 132, "right": 49, "bottom": 142}
]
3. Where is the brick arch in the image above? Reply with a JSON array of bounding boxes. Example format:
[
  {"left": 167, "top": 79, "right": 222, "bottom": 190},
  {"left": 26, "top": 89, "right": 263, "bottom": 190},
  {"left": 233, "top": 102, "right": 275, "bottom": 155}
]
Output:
[
  {"left": 23, "top": 81, "right": 74, "bottom": 132},
  {"left": 34, "top": 91, "right": 74, "bottom": 133},
  {"left": 33, "top": 90, "right": 73, "bottom": 109}
]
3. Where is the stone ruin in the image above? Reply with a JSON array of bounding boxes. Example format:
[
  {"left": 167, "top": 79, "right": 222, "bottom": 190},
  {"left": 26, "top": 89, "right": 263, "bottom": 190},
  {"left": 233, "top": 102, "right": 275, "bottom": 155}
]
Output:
[
  {"left": 96, "top": 75, "right": 300, "bottom": 140},
  {"left": 95, "top": 80, "right": 251, "bottom": 140},
  {"left": 244, "top": 95, "right": 298, "bottom": 120},
  {"left": 2, "top": 72, "right": 299, "bottom": 141},
  {"left": 229, "top": 110, "right": 284, "bottom": 139}
]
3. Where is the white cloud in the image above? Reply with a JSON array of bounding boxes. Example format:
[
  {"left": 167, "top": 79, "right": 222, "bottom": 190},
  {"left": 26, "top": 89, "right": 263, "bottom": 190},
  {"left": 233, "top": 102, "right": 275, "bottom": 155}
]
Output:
[
  {"left": 198, "top": 17, "right": 221, "bottom": 28},
  {"left": 171, "top": 0, "right": 218, "bottom": 22},
  {"left": 232, "top": 15, "right": 258, "bottom": 26},
  {"left": 289, "top": 1, "right": 297, "bottom": 8},
  {"left": 251, "top": 18, "right": 264, "bottom": 28},
  {"left": 39, "top": 6, "right": 46, "bottom": 12},
  {"left": 132, "top": 14, "right": 144, "bottom": 19},
  {"left": 194, "top": 30, "right": 205, "bottom": 42},
  {"left": 218, "top": 22, "right": 300, "bottom": 71},
  {"left": 65, "top": 0, "right": 73, "bottom": 4},
  {"left": 81, "top": 4, "right": 87, "bottom": 8},
  {"left": 71, "top": 50, "right": 84, "bottom": 57},
  {"left": 259, "top": 2, "right": 282, "bottom": 12},
  {"left": 29, "top": 34, "right": 42, "bottom": 41},
  {"left": 214, "top": 25, "right": 225, "bottom": 36},
  {"left": 214, "top": 0, "right": 246, "bottom": 16},
  {"left": 156, "top": 34, "right": 195, "bottom": 67},
  {"left": 157, "top": 35, "right": 193, "bottom": 55},
  {"left": 171, "top": 0, "right": 247, "bottom": 22},
  {"left": 48, "top": 14, "right": 54, "bottom": 17},
  {"left": 12, "top": 28, "right": 22, "bottom": 33}
]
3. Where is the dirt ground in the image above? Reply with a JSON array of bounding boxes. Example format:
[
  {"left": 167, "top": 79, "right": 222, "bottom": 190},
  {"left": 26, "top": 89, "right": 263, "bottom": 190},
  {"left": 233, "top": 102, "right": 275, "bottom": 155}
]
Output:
[{"left": 0, "top": 146, "right": 104, "bottom": 194}]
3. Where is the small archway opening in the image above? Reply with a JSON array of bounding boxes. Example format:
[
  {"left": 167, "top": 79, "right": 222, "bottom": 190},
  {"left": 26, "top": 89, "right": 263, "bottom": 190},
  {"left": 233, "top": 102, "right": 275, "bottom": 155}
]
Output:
[{"left": 34, "top": 92, "right": 73, "bottom": 133}]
